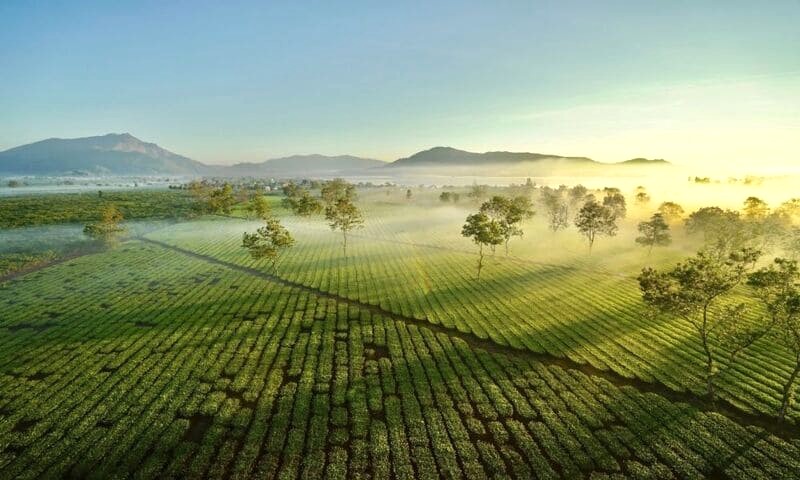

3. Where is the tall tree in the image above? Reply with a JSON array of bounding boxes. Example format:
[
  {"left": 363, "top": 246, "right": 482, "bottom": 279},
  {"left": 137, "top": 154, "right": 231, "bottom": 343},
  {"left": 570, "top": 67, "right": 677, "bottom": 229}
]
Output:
[
  {"left": 209, "top": 183, "right": 235, "bottom": 214},
  {"left": 282, "top": 182, "right": 322, "bottom": 216},
  {"left": 480, "top": 195, "right": 534, "bottom": 254},
  {"left": 84, "top": 204, "right": 126, "bottom": 247},
  {"left": 636, "top": 213, "right": 672, "bottom": 253},
  {"left": 743, "top": 196, "right": 769, "bottom": 221},
  {"left": 685, "top": 207, "right": 745, "bottom": 250},
  {"left": 638, "top": 247, "right": 767, "bottom": 406},
  {"left": 574, "top": 200, "right": 618, "bottom": 253},
  {"left": 321, "top": 178, "right": 356, "bottom": 204},
  {"left": 246, "top": 195, "right": 272, "bottom": 220},
  {"left": 657, "top": 201, "right": 685, "bottom": 224},
  {"left": 602, "top": 190, "right": 627, "bottom": 219},
  {"left": 747, "top": 258, "right": 800, "bottom": 422},
  {"left": 541, "top": 188, "right": 569, "bottom": 233},
  {"left": 242, "top": 217, "right": 295, "bottom": 271},
  {"left": 461, "top": 212, "right": 504, "bottom": 280},
  {"left": 325, "top": 197, "right": 364, "bottom": 257}
]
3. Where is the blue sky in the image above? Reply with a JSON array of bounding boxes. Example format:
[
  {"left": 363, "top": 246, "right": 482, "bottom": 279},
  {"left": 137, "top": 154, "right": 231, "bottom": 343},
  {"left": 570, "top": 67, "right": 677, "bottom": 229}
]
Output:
[{"left": 1, "top": 1, "right": 798, "bottom": 168}]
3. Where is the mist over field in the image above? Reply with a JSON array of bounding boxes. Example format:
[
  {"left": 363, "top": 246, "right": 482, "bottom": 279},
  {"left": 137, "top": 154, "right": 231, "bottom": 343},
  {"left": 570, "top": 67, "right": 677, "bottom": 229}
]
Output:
[{"left": 3, "top": 1, "right": 800, "bottom": 478}]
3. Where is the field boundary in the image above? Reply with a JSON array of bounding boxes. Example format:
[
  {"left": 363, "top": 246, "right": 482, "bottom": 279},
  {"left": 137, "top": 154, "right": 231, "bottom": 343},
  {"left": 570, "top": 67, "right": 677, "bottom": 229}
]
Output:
[{"left": 138, "top": 236, "right": 799, "bottom": 441}]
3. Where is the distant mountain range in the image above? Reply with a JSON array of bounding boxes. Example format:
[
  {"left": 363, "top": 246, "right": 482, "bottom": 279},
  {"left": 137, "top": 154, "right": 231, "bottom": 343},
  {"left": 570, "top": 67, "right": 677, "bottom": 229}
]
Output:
[{"left": 0, "top": 134, "right": 670, "bottom": 177}]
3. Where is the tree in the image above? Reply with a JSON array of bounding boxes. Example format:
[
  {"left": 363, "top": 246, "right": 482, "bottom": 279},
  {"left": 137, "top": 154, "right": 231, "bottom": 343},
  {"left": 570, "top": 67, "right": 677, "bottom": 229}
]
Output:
[
  {"left": 638, "top": 247, "right": 765, "bottom": 406},
  {"left": 568, "top": 184, "right": 589, "bottom": 207},
  {"left": 480, "top": 195, "right": 534, "bottom": 254},
  {"left": 321, "top": 178, "right": 356, "bottom": 204},
  {"left": 246, "top": 195, "right": 271, "bottom": 220},
  {"left": 461, "top": 212, "right": 504, "bottom": 280},
  {"left": 242, "top": 218, "right": 295, "bottom": 271},
  {"left": 541, "top": 188, "right": 569, "bottom": 233},
  {"left": 209, "top": 183, "right": 235, "bottom": 214},
  {"left": 7, "top": 180, "right": 21, "bottom": 188},
  {"left": 574, "top": 200, "right": 618, "bottom": 253},
  {"left": 635, "top": 191, "right": 651, "bottom": 205},
  {"left": 602, "top": 190, "right": 627, "bottom": 219},
  {"left": 657, "top": 202, "right": 685, "bottom": 224},
  {"left": 84, "top": 204, "right": 126, "bottom": 247},
  {"left": 325, "top": 197, "right": 364, "bottom": 257},
  {"left": 636, "top": 213, "right": 671, "bottom": 253},
  {"left": 406, "top": 189, "right": 413, "bottom": 201},
  {"left": 775, "top": 198, "right": 800, "bottom": 225},
  {"left": 743, "top": 196, "right": 769, "bottom": 222},
  {"left": 467, "top": 184, "right": 489, "bottom": 203},
  {"left": 747, "top": 258, "right": 800, "bottom": 422},
  {"left": 282, "top": 182, "right": 322, "bottom": 216},
  {"left": 685, "top": 207, "right": 745, "bottom": 250}
]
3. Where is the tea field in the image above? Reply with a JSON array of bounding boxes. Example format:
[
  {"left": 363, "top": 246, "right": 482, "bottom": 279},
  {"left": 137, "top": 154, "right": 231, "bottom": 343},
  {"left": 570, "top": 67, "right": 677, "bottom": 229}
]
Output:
[{"left": 1, "top": 205, "right": 799, "bottom": 479}]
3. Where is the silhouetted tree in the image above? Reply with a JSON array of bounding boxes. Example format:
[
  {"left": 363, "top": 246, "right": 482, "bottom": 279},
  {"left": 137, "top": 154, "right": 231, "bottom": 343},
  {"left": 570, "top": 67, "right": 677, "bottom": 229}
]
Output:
[
  {"left": 636, "top": 213, "right": 671, "bottom": 253},
  {"left": 575, "top": 200, "right": 618, "bottom": 253}
]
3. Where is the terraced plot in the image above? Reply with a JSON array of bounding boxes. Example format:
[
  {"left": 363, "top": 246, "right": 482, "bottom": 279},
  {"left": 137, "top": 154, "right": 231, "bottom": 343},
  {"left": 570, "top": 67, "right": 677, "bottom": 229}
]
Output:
[
  {"left": 1, "top": 218, "right": 799, "bottom": 479},
  {"left": 144, "top": 213, "right": 800, "bottom": 425}
]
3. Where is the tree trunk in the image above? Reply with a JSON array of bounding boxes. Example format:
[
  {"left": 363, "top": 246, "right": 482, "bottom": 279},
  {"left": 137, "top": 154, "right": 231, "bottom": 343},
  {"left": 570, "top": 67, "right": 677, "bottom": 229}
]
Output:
[
  {"left": 342, "top": 230, "right": 348, "bottom": 258},
  {"left": 778, "top": 353, "right": 800, "bottom": 423},
  {"left": 701, "top": 305, "right": 717, "bottom": 407},
  {"left": 505, "top": 238, "right": 510, "bottom": 256},
  {"left": 477, "top": 244, "right": 484, "bottom": 280}
]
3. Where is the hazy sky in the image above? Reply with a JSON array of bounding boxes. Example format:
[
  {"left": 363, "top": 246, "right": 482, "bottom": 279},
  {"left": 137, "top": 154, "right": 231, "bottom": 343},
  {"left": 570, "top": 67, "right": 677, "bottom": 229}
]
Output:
[{"left": 1, "top": 1, "right": 798, "bottom": 169}]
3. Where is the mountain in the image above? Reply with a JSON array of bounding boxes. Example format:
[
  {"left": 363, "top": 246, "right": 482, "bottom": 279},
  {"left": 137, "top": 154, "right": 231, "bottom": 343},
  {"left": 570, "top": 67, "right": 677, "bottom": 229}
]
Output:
[
  {"left": 224, "top": 154, "right": 385, "bottom": 176},
  {"left": 387, "top": 146, "right": 596, "bottom": 168},
  {"left": 618, "top": 157, "right": 670, "bottom": 165},
  {"left": 0, "top": 133, "right": 208, "bottom": 176}
]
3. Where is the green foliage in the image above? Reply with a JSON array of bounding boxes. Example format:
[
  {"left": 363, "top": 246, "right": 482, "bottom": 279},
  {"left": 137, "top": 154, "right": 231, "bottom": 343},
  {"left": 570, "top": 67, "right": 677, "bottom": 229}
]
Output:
[
  {"left": 574, "top": 200, "right": 617, "bottom": 252},
  {"left": 602, "top": 191, "right": 627, "bottom": 219},
  {"left": 540, "top": 187, "right": 569, "bottom": 233},
  {"left": 461, "top": 211, "right": 504, "bottom": 279},
  {"left": 638, "top": 247, "right": 766, "bottom": 403},
  {"left": 0, "top": 190, "right": 195, "bottom": 228},
  {"left": 657, "top": 201, "right": 685, "bottom": 223},
  {"left": 636, "top": 213, "right": 671, "bottom": 253},
  {"left": 439, "top": 191, "right": 460, "bottom": 203},
  {"left": 246, "top": 195, "right": 272, "bottom": 220},
  {"left": 282, "top": 181, "right": 323, "bottom": 216},
  {"left": 324, "top": 196, "right": 364, "bottom": 257},
  {"left": 242, "top": 217, "right": 295, "bottom": 270},
  {"left": 748, "top": 258, "right": 800, "bottom": 421},
  {"left": 83, "top": 204, "right": 126, "bottom": 247}
]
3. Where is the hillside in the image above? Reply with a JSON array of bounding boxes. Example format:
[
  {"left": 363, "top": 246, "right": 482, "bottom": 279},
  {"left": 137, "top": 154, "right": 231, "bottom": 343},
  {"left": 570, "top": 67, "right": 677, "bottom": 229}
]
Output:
[
  {"left": 387, "top": 146, "right": 596, "bottom": 167},
  {"left": 0, "top": 133, "right": 208, "bottom": 176},
  {"left": 224, "top": 154, "right": 385, "bottom": 176}
]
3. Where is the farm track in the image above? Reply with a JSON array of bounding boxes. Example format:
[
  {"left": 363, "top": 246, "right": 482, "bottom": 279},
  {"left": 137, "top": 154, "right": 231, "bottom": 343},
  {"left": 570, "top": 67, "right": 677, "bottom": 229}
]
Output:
[
  {"left": 0, "top": 246, "right": 102, "bottom": 284},
  {"left": 139, "top": 237, "right": 800, "bottom": 442}
]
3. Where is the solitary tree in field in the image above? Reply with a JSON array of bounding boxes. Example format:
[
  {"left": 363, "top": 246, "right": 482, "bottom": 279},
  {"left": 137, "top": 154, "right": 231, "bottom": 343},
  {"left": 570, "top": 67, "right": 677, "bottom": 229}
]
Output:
[
  {"left": 541, "top": 188, "right": 570, "bottom": 233},
  {"left": 325, "top": 197, "right": 364, "bottom": 257},
  {"left": 406, "top": 189, "right": 413, "bottom": 201},
  {"left": 247, "top": 195, "right": 272, "bottom": 220},
  {"left": 84, "top": 204, "right": 126, "bottom": 247},
  {"left": 636, "top": 213, "right": 671, "bottom": 254},
  {"left": 242, "top": 217, "right": 295, "bottom": 271},
  {"left": 461, "top": 212, "right": 504, "bottom": 280},
  {"left": 638, "top": 247, "right": 768, "bottom": 406},
  {"left": 480, "top": 195, "right": 534, "bottom": 254},
  {"left": 657, "top": 201, "right": 685, "bottom": 224},
  {"left": 747, "top": 258, "right": 800, "bottom": 422},
  {"left": 574, "top": 200, "right": 618, "bottom": 253},
  {"left": 321, "top": 178, "right": 356, "bottom": 204}
]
